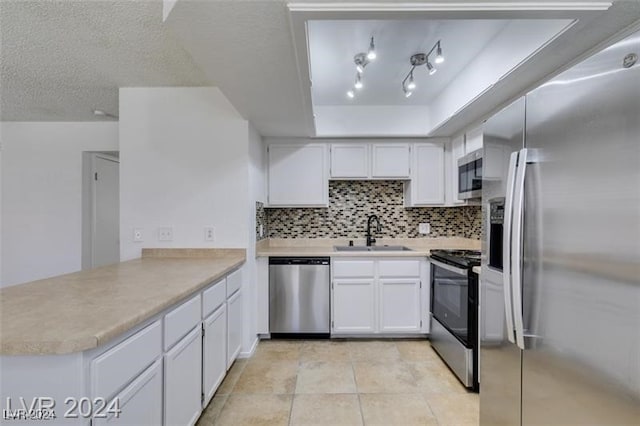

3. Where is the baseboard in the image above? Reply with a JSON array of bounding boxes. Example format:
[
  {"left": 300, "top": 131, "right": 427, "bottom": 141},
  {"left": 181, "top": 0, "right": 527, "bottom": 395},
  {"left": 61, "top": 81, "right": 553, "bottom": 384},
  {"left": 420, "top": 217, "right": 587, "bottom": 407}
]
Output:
[{"left": 238, "top": 336, "right": 259, "bottom": 358}]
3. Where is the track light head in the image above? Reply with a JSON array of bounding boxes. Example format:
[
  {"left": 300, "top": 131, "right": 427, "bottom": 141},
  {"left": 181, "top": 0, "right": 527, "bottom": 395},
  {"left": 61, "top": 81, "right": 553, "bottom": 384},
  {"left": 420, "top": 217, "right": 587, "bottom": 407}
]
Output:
[
  {"left": 367, "top": 37, "right": 377, "bottom": 60},
  {"left": 427, "top": 62, "right": 437, "bottom": 75},
  {"left": 354, "top": 73, "right": 363, "bottom": 89},
  {"left": 435, "top": 41, "right": 444, "bottom": 64},
  {"left": 347, "top": 90, "right": 355, "bottom": 99},
  {"left": 404, "top": 90, "right": 413, "bottom": 98},
  {"left": 407, "top": 71, "right": 416, "bottom": 90}
]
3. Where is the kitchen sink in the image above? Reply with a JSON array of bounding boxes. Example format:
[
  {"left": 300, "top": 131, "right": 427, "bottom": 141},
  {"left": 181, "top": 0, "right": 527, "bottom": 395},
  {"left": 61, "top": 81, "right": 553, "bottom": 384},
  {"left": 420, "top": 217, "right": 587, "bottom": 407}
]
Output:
[{"left": 334, "top": 245, "right": 413, "bottom": 252}]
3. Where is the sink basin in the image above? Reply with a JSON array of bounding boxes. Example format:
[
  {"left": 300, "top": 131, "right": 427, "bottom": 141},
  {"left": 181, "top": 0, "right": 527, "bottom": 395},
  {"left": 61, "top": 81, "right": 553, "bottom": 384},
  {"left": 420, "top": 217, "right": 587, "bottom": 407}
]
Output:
[{"left": 334, "top": 245, "right": 412, "bottom": 252}]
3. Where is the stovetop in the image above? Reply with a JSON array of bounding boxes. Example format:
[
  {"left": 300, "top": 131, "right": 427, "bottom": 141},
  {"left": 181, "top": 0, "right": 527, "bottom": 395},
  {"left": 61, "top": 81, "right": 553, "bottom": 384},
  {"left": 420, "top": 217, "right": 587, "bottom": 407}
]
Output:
[{"left": 430, "top": 249, "right": 481, "bottom": 268}]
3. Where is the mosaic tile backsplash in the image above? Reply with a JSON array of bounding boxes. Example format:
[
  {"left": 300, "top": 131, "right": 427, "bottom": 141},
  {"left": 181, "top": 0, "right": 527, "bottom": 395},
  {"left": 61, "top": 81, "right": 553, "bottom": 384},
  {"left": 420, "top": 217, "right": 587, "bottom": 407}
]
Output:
[{"left": 265, "top": 181, "right": 481, "bottom": 239}]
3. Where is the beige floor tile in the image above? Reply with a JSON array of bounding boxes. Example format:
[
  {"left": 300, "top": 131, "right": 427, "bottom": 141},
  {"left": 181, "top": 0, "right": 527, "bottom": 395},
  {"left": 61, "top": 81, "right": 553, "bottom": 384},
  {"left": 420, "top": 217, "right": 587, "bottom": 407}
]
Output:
[
  {"left": 407, "top": 361, "right": 469, "bottom": 395},
  {"left": 290, "top": 394, "right": 363, "bottom": 426},
  {"left": 215, "top": 394, "right": 292, "bottom": 426},
  {"left": 395, "top": 339, "right": 436, "bottom": 362},
  {"left": 196, "top": 394, "right": 228, "bottom": 425},
  {"left": 233, "top": 360, "right": 298, "bottom": 394},
  {"left": 295, "top": 361, "right": 357, "bottom": 394},
  {"left": 300, "top": 340, "right": 351, "bottom": 362},
  {"left": 215, "top": 359, "right": 247, "bottom": 395},
  {"left": 426, "top": 392, "right": 479, "bottom": 426},
  {"left": 348, "top": 340, "right": 402, "bottom": 362},
  {"left": 359, "top": 393, "right": 438, "bottom": 425},
  {"left": 353, "top": 361, "right": 418, "bottom": 393},
  {"left": 251, "top": 339, "right": 303, "bottom": 362}
]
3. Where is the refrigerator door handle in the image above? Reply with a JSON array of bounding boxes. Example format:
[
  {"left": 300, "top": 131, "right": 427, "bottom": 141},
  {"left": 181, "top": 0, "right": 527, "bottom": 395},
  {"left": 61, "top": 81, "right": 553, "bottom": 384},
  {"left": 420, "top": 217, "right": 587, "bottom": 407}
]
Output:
[
  {"left": 511, "top": 148, "right": 528, "bottom": 350},
  {"left": 502, "top": 151, "right": 519, "bottom": 345}
]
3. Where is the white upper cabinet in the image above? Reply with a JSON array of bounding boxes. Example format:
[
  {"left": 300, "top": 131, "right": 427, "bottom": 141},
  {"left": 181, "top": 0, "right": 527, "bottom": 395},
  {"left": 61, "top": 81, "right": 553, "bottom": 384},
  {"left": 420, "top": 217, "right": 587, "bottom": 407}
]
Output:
[
  {"left": 267, "top": 143, "right": 328, "bottom": 207},
  {"left": 330, "top": 144, "right": 369, "bottom": 179},
  {"left": 404, "top": 143, "right": 445, "bottom": 206},
  {"left": 465, "top": 125, "right": 484, "bottom": 153},
  {"left": 371, "top": 143, "right": 411, "bottom": 178}
]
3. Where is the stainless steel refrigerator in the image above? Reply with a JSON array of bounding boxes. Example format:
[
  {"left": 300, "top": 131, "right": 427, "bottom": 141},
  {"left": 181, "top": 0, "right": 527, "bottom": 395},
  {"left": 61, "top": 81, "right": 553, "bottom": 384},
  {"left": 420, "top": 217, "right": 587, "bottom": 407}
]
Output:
[{"left": 480, "top": 28, "right": 640, "bottom": 425}]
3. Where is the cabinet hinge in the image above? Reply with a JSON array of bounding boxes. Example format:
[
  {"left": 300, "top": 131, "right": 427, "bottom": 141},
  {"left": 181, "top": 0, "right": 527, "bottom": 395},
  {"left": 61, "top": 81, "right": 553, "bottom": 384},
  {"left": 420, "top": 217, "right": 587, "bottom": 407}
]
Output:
[
  {"left": 201, "top": 323, "right": 205, "bottom": 338},
  {"left": 94, "top": 172, "right": 98, "bottom": 181},
  {"left": 420, "top": 281, "right": 422, "bottom": 289},
  {"left": 331, "top": 281, "right": 334, "bottom": 290},
  {"left": 420, "top": 320, "right": 423, "bottom": 327},
  {"left": 331, "top": 320, "right": 334, "bottom": 328},
  {"left": 201, "top": 392, "right": 205, "bottom": 404}
]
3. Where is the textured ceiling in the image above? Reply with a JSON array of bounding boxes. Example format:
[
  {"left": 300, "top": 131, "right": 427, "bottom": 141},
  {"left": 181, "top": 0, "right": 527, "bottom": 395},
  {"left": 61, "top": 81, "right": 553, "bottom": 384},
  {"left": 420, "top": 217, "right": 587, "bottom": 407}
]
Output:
[{"left": 0, "top": 0, "right": 208, "bottom": 121}]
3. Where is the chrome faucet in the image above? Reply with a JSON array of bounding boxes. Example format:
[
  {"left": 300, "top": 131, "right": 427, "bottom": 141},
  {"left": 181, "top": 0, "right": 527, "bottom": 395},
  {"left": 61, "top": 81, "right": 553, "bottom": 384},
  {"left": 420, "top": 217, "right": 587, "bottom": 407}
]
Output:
[{"left": 366, "top": 214, "right": 381, "bottom": 246}]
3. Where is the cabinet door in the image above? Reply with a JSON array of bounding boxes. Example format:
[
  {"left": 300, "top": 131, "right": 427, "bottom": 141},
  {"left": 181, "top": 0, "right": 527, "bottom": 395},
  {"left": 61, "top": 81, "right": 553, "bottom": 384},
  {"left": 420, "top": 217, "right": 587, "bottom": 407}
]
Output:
[
  {"left": 95, "top": 359, "right": 162, "bottom": 426},
  {"left": 379, "top": 278, "right": 422, "bottom": 333},
  {"left": 332, "top": 279, "right": 376, "bottom": 334},
  {"left": 267, "top": 144, "right": 328, "bottom": 206},
  {"left": 202, "top": 304, "right": 227, "bottom": 406},
  {"left": 465, "top": 126, "right": 484, "bottom": 153},
  {"left": 371, "top": 144, "right": 410, "bottom": 178},
  {"left": 227, "top": 290, "right": 243, "bottom": 367},
  {"left": 408, "top": 143, "right": 445, "bottom": 205},
  {"left": 330, "top": 144, "right": 369, "bottom": 178},
  {"left": 164, "top": 327, "right": 202, "bottom": 426}
]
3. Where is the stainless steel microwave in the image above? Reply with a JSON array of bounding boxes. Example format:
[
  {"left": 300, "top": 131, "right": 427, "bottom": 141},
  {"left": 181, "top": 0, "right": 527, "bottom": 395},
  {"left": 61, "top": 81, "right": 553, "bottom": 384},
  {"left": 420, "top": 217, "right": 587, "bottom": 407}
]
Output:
[{"left": 457, "top": 148, "right": 483, "bottom": 200}]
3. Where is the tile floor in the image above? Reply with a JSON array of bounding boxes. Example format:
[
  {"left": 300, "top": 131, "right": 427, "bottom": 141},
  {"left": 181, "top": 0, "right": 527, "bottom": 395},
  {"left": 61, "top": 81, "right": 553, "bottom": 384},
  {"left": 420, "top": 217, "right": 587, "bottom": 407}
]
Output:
[{"left": 197, "top": 339, "right": 479, "bottom": 426}]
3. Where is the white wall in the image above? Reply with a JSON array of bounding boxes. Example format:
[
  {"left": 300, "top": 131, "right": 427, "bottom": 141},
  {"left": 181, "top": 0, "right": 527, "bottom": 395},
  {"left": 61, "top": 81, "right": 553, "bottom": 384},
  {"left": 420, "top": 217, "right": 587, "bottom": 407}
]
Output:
[
  {"left": 314, "top": 105, "right": 432, "bottom": 137},
  {"left": 0, "top": 122, "right": 119, "bottom": 287},
  {"left": 119, "top": 87, "right": 250, "bottom": 261},
  {"left": 244, "top": 123, "right": 265, "bottom": 353}
]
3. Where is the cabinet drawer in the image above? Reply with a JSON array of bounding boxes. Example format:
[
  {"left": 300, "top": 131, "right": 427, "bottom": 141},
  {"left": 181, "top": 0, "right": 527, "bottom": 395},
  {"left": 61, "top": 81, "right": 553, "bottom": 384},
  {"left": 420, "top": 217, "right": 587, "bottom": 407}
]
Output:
[
  {"left": 378, "top": 260, "right": 421, "bottom": 277},
  {"left": 226, "top": 269, "right": 242, "bottom": 297},
  {"left": 164, "top": 294, "right": 201, "bottom": 350},
  {"left": 333, "top": 260, "right": 375, "bottom": 278},
  {"left": 91, "top": 320, "right": 162, "bottom": 401},
  {"left": 203, "top": 279, "right": 226, "bottom": 318}
]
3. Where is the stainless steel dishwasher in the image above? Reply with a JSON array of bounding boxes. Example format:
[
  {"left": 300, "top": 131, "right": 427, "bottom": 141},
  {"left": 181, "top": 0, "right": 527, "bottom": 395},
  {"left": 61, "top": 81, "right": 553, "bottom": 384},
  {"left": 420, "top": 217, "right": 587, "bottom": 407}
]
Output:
[{"left": 269, "top": 257, "right": 330, "bottom": 336}]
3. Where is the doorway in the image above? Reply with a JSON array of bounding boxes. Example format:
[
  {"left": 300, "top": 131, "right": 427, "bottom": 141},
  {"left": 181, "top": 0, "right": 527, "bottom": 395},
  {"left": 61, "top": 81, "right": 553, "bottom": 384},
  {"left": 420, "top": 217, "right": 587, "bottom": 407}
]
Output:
[{"left": 82, "top": 152, "right": 120, "bottom": 269}]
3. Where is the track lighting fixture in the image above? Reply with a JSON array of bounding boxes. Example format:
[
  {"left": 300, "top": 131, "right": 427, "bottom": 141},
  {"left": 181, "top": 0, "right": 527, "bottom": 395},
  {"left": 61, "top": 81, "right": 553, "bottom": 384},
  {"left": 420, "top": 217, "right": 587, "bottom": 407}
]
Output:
[
  {"left": 346, "top": 37, "right": 376, "bottom": 99},
  {"left": 400, "top": 40, "right": 445, "bottom": 97}
]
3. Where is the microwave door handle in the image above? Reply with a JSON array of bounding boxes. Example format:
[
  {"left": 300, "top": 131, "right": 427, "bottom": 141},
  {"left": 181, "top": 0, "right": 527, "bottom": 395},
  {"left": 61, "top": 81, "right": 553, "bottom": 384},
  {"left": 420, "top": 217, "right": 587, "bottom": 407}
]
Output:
[
  {"left": 502, "top": 151, "right": 518, "bottom": 345},
  {"left": 511, "top": 148, "right": 528, "bottom": 350}
]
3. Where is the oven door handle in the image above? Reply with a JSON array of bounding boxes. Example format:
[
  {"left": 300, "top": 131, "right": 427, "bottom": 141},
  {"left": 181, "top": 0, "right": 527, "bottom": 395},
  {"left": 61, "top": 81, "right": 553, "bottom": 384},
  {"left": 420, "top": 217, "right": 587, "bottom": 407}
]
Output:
[{"left": 429, "top": 258, "right": 468, "bottom": 276}]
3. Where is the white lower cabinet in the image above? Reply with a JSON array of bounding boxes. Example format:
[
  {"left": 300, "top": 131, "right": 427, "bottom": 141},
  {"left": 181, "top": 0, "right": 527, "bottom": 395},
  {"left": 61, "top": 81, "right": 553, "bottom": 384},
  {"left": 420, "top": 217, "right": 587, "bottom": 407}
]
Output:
[
  {"left": 226, "top": 290, "right": 242, "bottom": 368},
  {"left": 164, "top": 327, "right": 202, "bottom": 426},
  {"left": 332, "top": 279, "right": 376, "bottom": 334},
  {"left": 379, "top": 278, "right": 422, "bottom": 332},
  {"left": 331, "top": 258, "right": 426, "bottom": 336},
  {"left": 95, "top": 359, "right": 163, "bottom": 426},
  {"left": 202, "top": 304, "right": 227, "bottom": 406}
]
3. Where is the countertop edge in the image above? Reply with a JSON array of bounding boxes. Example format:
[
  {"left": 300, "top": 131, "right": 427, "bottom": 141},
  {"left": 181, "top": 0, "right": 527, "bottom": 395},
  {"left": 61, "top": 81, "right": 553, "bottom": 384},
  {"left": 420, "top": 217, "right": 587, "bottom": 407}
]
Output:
[{"left": 0, "top": 254, "right": 246, "bottom": 356}]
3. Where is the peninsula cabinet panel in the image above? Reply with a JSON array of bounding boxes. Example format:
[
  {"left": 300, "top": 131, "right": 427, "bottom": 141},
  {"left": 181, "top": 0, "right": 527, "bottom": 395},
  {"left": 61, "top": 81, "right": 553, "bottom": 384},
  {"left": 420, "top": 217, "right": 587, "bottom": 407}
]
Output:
[
  {"left": 164, "top": 327, "right": 202, "bottom": 426},
  {"left": 95, "top": 359, "right": 162, "bottom": 426},
  {"left": 202, "top": 304, "right": 227, "bottom": 406}
]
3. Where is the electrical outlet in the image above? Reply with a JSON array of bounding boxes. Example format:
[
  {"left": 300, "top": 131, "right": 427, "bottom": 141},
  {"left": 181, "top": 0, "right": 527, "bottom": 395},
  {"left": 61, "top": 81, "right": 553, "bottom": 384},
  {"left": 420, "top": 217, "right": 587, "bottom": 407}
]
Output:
[
  {"left": 204, "top": 227, "right": 215, "bottom": 242},
  {"left": 158, "top": 227, "right": 173, "bottom": 241},
  {"left": 419, "top": 223, "right": 431, "bottom": 235},
  {"left": 133, "top": 228, "right": 143, "bottom": 242}
]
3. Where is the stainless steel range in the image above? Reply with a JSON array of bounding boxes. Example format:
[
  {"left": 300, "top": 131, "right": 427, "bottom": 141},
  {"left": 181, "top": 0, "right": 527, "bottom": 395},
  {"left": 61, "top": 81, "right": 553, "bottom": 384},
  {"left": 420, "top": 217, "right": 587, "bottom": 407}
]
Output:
[{"left": 429, "top": 249, "right": 480, "bottom": 391}]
